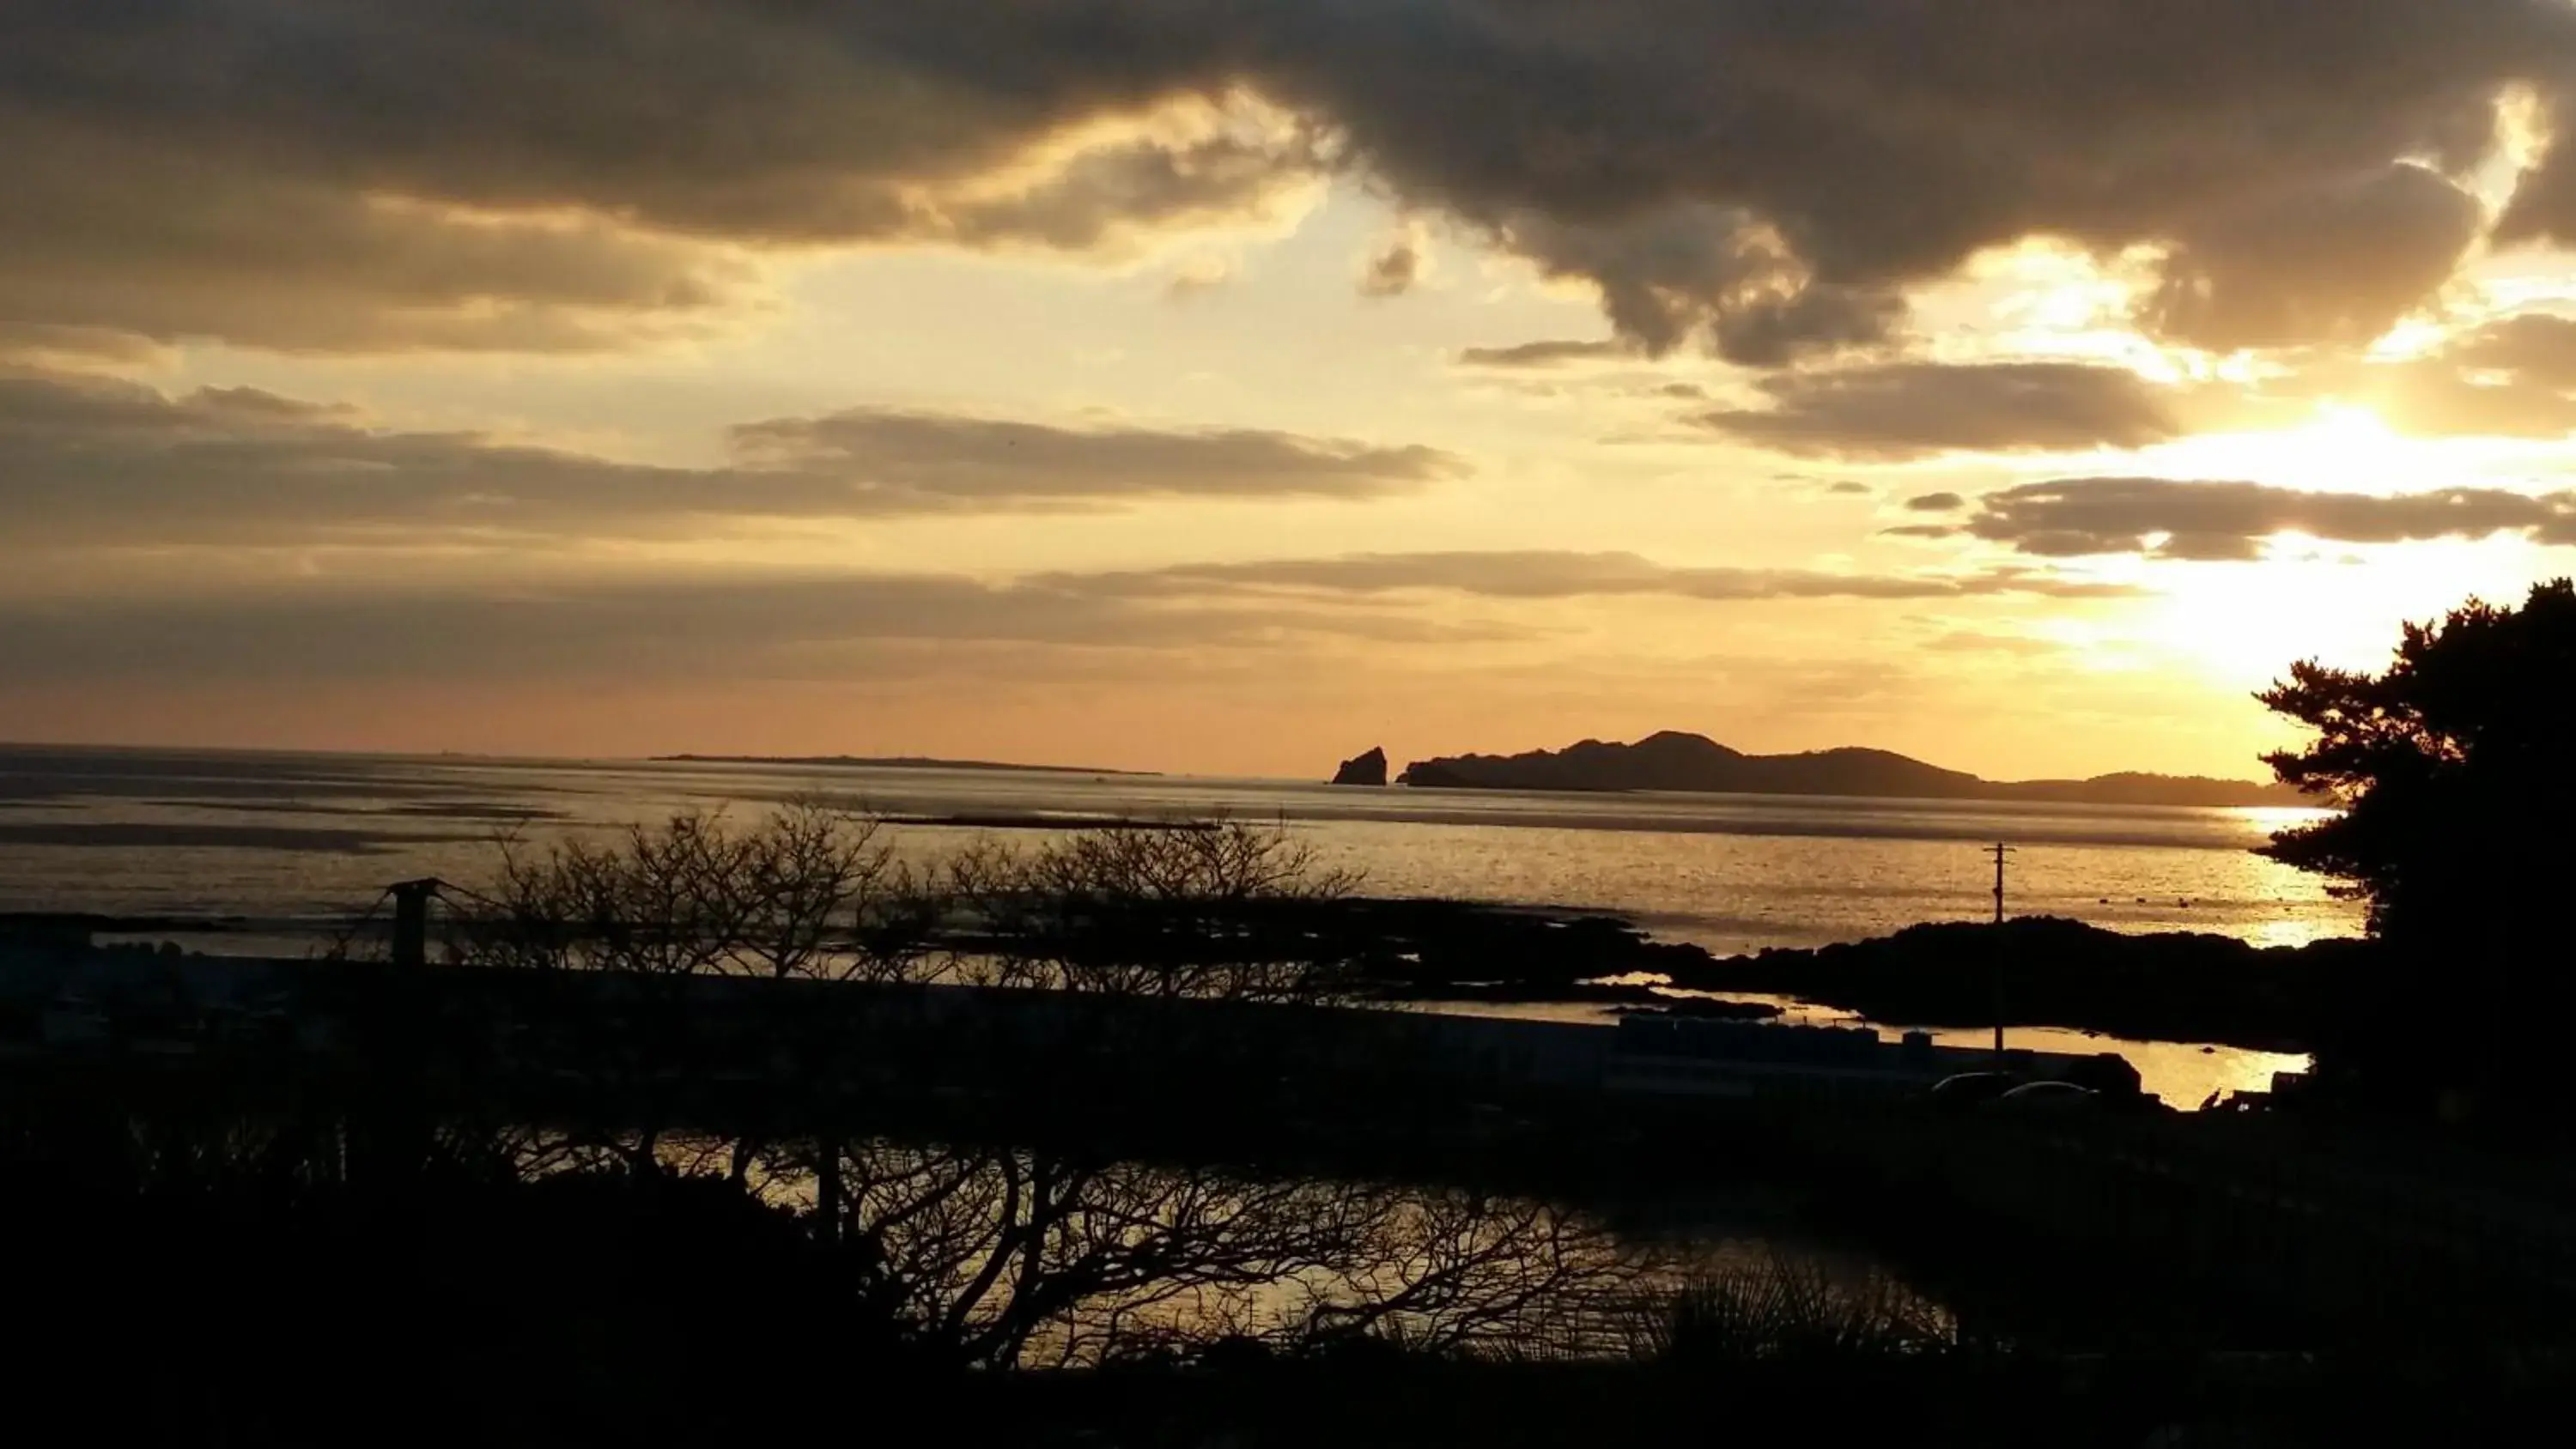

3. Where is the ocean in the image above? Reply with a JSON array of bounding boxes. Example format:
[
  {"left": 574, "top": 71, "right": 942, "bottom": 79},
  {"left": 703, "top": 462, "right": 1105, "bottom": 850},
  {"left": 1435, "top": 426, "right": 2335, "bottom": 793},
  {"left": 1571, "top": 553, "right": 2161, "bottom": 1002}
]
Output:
[{"left": 0, "top": 743, "right": 2351, "bottom": 1104}]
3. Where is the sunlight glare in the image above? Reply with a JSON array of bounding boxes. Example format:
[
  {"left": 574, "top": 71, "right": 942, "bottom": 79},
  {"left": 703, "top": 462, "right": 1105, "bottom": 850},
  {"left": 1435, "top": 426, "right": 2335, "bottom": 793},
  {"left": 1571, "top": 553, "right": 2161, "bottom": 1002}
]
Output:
[
  {"left": 2139, "top": 538, "right": 2553, "bottom": 689},
  {"left": 2140, "top": 403, "right": 2424, "bottom": 495}
]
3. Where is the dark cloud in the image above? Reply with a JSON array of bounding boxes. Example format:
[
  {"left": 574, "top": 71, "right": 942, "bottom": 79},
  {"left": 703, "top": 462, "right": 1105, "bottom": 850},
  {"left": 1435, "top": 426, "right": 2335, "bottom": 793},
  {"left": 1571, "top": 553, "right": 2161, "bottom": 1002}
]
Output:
[
  {"left": 1826, "top": 481, "right": 1874, "bottom": 497},
  {"left": 1697, "top": 363, "right": 2185, "bottom": 459},
  {"left": 1963, "top": 476, "right": 2576, "bottom": 559},
  {"left": 0, "top": 8, "right": 1321, "bottom": 352},
  {"left": 13, "top": 3, "right": 2572, "bottom": 356},
  {"left": 927, "top": 130, "right": 1324, "bottom": 252},
  {"left": 2141, "top": 164, "right": 2484, "bottom": 351},
  {"left": 0, "top": 112, "right": 762, "bottom": 354},
  {"left": 0, "top": 371, "right": 1460, "bottom": 547},
  {"left": 2494, "top": 91, "right": 2576, "bottom": 246},
  {"left": 2448, "top": 312, "right": 2576, "bottom": 388},
  {"left": 1709, "top": 285, "right": 1909, "bottom": 369},
  {"left": 1904, "top": 492, "right": 1966, "bottom": 512},
  {"left": 1453, "top": 340, "right": 1630, "bottom": 369},
  {"left": 1485, "top": 209, "right": 1907, "bottom": 362},
  {"left": 1358, "top": 230, "right": 1425, "bottom": 298},
  {"left": 1060, "top": 550, "right": 2139, "bottom": 602}
]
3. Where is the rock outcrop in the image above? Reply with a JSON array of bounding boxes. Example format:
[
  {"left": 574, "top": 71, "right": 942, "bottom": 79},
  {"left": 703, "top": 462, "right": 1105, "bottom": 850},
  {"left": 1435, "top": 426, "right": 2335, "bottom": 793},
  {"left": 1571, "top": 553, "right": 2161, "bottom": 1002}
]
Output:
[{"left": 1330, "top": 747, "right": 1389, "bottom": 786}]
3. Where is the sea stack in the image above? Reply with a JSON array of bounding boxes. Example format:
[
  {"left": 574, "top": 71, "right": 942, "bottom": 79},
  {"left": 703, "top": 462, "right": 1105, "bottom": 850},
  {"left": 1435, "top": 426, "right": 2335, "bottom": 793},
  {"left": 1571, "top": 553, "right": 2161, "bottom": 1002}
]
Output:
[{"left": 1330, "top": 747, "right": 1389, "bottom": 786}]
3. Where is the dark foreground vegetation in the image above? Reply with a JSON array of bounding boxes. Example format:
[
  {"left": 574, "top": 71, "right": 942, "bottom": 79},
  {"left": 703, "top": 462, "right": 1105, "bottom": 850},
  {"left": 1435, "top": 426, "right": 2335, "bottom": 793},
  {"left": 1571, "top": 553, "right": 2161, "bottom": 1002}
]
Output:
[{"left": 9, "top": 1083, "right": 2571, "bottom": 1446}]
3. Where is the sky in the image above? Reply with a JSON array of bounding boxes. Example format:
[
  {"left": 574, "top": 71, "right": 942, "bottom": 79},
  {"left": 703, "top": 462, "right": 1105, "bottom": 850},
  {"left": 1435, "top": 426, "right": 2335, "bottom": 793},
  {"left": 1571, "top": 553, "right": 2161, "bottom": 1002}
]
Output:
[{"left": 9, "top": 2, "right": 2576, "bottom": 782}]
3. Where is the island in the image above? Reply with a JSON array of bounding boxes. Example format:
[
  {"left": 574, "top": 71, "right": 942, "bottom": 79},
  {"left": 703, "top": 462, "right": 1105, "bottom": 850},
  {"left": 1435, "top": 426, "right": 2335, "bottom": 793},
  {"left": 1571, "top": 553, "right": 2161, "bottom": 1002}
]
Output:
[
  {"left": 1396, "top": 731, "right": 2310, "bottom": 808},
  {"left": 654, "top": 754, "right": 1155, "bottom": 776},
  {"left": 1330, "top": 747, "right": 1389, "bottom": 786}
]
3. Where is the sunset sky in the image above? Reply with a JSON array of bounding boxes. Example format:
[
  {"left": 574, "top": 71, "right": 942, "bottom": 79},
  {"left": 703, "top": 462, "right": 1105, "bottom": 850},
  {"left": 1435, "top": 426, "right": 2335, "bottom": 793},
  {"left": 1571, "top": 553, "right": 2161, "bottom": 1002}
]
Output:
[{"left": 11, "top": 2, "right": 2576, "bottom": 780}]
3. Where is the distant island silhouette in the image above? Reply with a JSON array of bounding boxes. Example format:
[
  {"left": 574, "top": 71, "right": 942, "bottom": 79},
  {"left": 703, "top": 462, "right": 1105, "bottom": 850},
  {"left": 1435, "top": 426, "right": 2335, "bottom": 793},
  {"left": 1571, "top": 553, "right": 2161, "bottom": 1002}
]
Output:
[
  {"left": 1331, "top": 747, "right": 1390, "bottom": 786},
  {"left": 656, "top": 754, "right": 1157, "bottom": 777},
  {"left": 1395, "top": 731, "right": 2310, "bottom": 808}
]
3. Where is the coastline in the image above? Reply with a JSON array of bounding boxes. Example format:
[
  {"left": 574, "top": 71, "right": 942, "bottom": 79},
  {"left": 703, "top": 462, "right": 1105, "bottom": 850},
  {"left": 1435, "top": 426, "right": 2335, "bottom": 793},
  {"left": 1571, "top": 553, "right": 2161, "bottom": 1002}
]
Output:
[{"left": 6, "top": 896, "right": 2352, "bottom": 1058}]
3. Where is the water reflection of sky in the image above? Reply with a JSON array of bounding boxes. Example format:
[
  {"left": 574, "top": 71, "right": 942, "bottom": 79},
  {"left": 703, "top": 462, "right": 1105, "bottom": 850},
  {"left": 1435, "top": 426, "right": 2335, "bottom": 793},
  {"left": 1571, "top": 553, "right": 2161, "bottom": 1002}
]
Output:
[
  {"left": 1424, "top": 996, "right": 2307, "bottom": 1111},
  {"left": 2, "top": 747, "right": 2362, "bottom": 953}
]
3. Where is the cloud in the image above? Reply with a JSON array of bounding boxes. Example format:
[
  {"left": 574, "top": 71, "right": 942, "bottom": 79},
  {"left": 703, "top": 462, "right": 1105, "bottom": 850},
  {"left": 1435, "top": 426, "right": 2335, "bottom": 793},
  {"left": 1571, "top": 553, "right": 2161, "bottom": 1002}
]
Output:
[
  {"left": 15, "top": 3, "right": 2573, "bottom": 356},
  {"left": 2160, "top": 319, "right": 2576, "bottom": 441},
  {"left": 0, "top": 133, "right": 761, "bottom": 354},
  {"left": 0, "top": 573, "right": 1492, "bottom": 687},
  {"left": 1358, "top": 223, "right": 1430, "bottom": 297},
  {"left": 0, "top": 548, "right": 2131, "bottom": 689},
  {"left": 1487, "top": 208, "right": 1908, "bottom": 363},
  {"left": 1904, "top": 493, "right": 1966, "bottom": 512},
  {"left": 2353, "top": 311, "right": 2576, "bottom": 440},
  {"left": 920, "top": 128, "right": 1325, "bottom": 253},
  {"left": 1961, "top": 476, "right": 2576, "bottom": 559},
  {"left": 2450, "top": 312, "right": 2576, "bottom": 387},
  {"left": 1165, "top": 254, "right": 1236, "bottom": 300},
  {"left": 1059, "top": 550, "right": 2139, "bottom": 602},
  {"left": 1696, "top": 363, "right": 2185, "bottom": 459},
  {"left": 2492, "top": 89, "right": 2576, "bottom": 247},
  {"left": 0, "top": 371, "right": 1464, "bottom": 548},
  {"left": 2368, "top": 359, "right": 2576, "bottom": 439},
  {"left": 2140, "top": 164, "right": 2484, "bottom": 351},
  {"left": 0, "top": 21, "right": 1322, "bottom": 352},
  {"left": 727, "top": 408, "right": 1466, "bottom": 506},
  {"left": 1453, "top": 339, "right": 1631, "bottom": 369},
  {"left": 1923, "top": 630, "right": 2065, "bottom": 658}
]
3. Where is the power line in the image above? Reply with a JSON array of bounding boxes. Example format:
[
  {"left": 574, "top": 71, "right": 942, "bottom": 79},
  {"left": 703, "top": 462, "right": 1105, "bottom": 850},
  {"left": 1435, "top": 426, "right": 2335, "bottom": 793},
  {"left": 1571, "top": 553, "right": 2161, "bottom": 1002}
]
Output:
[{"left": 321, "top": 886, "right": 398, "bottom": 962}]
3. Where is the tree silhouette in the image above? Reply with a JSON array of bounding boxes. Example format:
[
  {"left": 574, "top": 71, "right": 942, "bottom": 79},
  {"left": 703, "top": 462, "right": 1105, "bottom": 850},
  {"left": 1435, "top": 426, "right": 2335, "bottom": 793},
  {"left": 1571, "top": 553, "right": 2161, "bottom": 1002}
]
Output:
[
  {"left": 2258, "top": 579, "right": 2576, "bottom": 1105},
  {"left": 2258, "top": 579, "right": 2576, "bottom": 948},
  {"left": 947, "top": 820, "right": 1369, "bottom": 1003}
]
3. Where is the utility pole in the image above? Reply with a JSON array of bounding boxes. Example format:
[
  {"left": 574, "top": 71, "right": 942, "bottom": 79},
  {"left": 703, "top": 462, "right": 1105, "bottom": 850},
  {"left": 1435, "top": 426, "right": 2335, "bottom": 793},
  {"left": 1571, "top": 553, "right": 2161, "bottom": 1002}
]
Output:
[
  {"left": 1988, "top": 842, "right": 2012, "bottom": 925},
  {"left": 390, "top": 877, "right": 440, "bottom": 971},
  {"left": 1986, "top": 844, "right": 2015, "bottom": 1058}
]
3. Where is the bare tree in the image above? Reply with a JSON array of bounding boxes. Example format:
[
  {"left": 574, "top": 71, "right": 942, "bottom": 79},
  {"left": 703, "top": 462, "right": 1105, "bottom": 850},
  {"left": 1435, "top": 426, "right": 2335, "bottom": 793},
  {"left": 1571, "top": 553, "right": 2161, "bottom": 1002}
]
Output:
[
  {"left": 452, "top": 809, "right": 1362, "bottom": 1004},
  {"left": 948, "top": 820, "right": 1369, "bottom": 1003},
  {"left": 465, "top": 811, "right": 750, "bottom": 977},
  {"left": 731, "top": 802, "right": 945, "bottom": 982},
  {"left": 1282, "top": 1190, "right": 1644, "bottom": 1359},
  {"left": 738, "top": 1137, "right": 1654, "bottom": 1368},
  {"left": 456, "top": 802, "right": 942, "bottom": 984}
]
